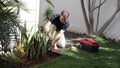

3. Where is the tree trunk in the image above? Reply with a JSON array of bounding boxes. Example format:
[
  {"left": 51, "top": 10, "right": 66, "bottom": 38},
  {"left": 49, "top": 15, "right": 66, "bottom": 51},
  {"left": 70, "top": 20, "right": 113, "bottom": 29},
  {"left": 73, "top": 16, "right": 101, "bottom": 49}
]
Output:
[
  {"left": 89, "top": 12, "right": 94, "bottom": 35},
  {"left": 96, "top": 0, "right": 101, "bottom": 35},
  {"left": 88, "top": 0, "right": 95, "bottom": 35},
  {"left": 81, "top": 0, "right": 90, "bottom": 34}
]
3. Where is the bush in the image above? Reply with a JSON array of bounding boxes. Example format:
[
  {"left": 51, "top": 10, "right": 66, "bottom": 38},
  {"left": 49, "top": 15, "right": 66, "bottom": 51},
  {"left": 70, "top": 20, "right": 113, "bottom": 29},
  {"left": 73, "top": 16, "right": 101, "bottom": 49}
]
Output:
[{"left": 94, "top": 36, "right": 106, "bottom": 44}]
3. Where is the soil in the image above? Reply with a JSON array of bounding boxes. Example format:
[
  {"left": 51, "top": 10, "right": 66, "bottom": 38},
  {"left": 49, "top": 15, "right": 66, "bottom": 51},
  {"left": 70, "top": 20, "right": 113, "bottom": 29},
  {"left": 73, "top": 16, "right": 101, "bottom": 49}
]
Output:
[{"left": 15, "top": 51, "right": 61, "bottom": 68}]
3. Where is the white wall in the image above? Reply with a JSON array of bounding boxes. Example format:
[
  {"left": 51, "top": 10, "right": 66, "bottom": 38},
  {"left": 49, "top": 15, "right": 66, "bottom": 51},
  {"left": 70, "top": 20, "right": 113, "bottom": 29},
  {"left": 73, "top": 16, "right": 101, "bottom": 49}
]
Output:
[
  {"left": 39, "top": 0, "right": 87, "bottom": 34},
  {"left": 99, "top": 0, "right": 120, "bottom": 41},
  {"left": 20, "top": 0, "right": 120, "bottom": 42},
  {"left": 20, "top": 0, "right": 40, "bottom": 32}
]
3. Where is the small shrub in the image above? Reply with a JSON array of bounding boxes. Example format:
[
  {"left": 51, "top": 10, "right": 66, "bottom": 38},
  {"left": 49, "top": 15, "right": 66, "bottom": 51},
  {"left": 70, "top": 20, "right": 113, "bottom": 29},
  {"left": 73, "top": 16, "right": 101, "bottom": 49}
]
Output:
[
  {"left": 94, "top": 36, "right": 106, "bottom": 44},
  {"left": 20, "top": 23, "right": 52, "bottom": 60}
]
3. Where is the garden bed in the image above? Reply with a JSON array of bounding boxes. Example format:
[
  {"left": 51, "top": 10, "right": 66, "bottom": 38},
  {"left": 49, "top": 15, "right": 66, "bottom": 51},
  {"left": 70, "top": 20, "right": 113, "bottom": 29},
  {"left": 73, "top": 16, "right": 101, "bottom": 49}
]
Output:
[{"left": 15, "top": 51, "right": 61, "bottom": 68}]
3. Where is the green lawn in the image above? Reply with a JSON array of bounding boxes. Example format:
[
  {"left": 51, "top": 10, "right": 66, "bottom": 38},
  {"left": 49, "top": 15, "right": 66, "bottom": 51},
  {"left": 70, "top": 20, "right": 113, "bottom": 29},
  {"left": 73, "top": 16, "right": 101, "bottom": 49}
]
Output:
[
  {"left": 34, "top": 41, "right": 120, "bottom": 68},
  {"left": 0, "top": 40, "right": 120, "bottom": 68}
]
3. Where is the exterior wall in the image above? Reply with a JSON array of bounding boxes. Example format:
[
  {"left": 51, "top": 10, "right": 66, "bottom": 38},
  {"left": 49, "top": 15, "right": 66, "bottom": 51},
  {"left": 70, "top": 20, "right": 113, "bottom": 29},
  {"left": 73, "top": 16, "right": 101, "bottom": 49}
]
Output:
[
  {"left": 20, "top": 0, "right": 40, "bottom": 31},
  {"left": 39, "top": 0, "right": 87, "bottom": 34},
  {"left": 97, "top": 0, "right": 120, "bottom": 42},
  {"left": 20, "top": 0, "right": 120, "bottom": 42}
]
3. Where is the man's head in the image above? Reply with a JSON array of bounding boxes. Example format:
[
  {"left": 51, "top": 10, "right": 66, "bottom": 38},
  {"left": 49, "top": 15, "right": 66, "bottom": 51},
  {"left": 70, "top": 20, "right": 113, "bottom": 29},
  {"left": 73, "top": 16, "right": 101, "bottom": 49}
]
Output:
[{"left": 60, "top": 10, "right": 69, "bottom": 23}]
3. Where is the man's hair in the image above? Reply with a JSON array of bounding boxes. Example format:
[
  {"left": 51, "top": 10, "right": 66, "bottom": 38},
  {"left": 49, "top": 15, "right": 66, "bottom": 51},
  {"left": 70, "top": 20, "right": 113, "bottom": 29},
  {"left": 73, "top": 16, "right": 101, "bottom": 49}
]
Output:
[{"left": 61, "top": 10, "right": 69, "bottom": 18}]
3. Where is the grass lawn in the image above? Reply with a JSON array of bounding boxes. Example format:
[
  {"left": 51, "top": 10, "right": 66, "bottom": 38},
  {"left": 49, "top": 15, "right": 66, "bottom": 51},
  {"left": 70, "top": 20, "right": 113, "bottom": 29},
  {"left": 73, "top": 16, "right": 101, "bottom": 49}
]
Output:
[
  {"left": 0, "top": 39, "right": 120, "bottom": 68},
  {"left": 33, "top": 40, "right": 120, "bottom": 68}
]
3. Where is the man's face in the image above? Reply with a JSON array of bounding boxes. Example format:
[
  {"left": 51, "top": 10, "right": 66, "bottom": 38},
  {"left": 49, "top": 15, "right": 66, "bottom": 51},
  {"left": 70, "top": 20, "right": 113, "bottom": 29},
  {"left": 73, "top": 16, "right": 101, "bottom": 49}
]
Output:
[{"left": 60, "top": 15, "right": 67, "bottom": 23}]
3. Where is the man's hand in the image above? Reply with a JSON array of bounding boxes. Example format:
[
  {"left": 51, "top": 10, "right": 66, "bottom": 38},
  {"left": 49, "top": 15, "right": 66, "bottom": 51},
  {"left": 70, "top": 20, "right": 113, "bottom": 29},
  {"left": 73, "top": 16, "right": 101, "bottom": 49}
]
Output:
[{"left": 51, "top": 30, "right": 65, "bottom": 47}]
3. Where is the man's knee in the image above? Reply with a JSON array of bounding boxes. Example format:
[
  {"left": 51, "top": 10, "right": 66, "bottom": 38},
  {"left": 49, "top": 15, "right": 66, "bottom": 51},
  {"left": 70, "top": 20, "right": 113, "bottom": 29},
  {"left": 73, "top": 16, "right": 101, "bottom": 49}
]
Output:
[{"left": 57, "top": 40, "right": 65, "bottom": 48}]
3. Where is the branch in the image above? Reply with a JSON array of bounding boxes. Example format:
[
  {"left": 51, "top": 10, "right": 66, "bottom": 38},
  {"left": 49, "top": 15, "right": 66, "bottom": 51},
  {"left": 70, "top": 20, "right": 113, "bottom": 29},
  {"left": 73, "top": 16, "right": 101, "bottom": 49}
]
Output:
[
  {"left": 92, "top": 0, "right": 107, "bottom": 11},
  {"left": 88, "top": 0, "right": 91, "bottom": 12},
  {"left": 117, "top": 0, "right": 120, "bottom": 9},
  {"left": 98, "top": 9, "right": 120, "bottom": 35},
  {"left": 91, "top": 0, "right": 96, "bottom": 11},
  {"left": 46, "top": 0, "right": 54, "bottom": 8},
  {"left": 81, "top": 0, "right": 90, "bottom": 34},
  {"left": 95, "top": 0, "right": 101, "bottom": 34}
]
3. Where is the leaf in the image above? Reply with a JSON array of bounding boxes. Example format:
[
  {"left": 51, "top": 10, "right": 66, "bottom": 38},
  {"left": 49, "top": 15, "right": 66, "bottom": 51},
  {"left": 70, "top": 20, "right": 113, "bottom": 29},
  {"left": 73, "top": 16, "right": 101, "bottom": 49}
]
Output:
[
  {"left": 45, "top": 0, "right": 54, "bottom": 8},
  {"left": 43, "top": 6, "right": 53, "bottom": 21}
]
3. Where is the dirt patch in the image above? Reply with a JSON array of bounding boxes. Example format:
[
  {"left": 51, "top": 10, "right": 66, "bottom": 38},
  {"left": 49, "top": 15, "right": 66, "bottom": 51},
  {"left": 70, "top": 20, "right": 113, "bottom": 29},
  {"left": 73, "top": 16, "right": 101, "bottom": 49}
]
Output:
[{"left": 15, "top": 51, "right": 61, "bottom": 68}]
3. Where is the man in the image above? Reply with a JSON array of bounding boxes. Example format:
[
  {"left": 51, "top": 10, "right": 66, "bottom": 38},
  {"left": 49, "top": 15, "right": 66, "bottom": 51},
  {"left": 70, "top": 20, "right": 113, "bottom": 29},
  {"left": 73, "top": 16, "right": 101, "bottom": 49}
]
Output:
[{"left": 44, "top": 10, "right": 70, "bottom": 51}]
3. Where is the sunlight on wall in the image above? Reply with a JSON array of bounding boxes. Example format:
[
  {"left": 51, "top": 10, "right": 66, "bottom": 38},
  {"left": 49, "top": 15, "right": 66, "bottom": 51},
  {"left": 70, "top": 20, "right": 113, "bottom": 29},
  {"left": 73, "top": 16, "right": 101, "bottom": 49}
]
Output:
[{"left": 20, "top": 0, "right": 40, "bottom": 32}]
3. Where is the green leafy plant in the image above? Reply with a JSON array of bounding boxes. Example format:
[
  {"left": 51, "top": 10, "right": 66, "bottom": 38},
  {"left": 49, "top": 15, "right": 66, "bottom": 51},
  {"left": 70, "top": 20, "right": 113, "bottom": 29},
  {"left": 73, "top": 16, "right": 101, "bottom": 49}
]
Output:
[
  {"left": 43, "top": 6, "right": 53, "bottom": 21},
  {"left": 0, "top": 0, "right": 26, "bottom": 53},
  {"left": 94, "top": 36, "right": 106, "bottom": 44},
  {"left": 45, "top": 0, "right": 54, "bottom": 8},
  {"left": 21, "top": 23, "right": 51, "bottom": 60},
  {"left": 43, "top": 0, "right": 54, "bottom": 21}
]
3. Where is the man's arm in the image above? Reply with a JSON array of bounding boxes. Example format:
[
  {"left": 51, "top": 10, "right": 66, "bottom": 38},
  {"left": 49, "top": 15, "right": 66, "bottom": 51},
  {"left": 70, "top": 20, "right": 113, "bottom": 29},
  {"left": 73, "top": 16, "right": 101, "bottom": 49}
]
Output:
[
  {"left": 44, "top": 21, "right": 52, "bottom": 39},
  {"left": 51, "top": 29, "right": 65, "bottom": 46}
]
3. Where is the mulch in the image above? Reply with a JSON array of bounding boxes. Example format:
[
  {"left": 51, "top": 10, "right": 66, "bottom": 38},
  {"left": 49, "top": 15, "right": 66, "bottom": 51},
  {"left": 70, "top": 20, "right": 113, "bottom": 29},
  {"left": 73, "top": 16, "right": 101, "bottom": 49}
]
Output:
[{"left": 15, "top": 51, "right": 61, "bottom": 68}]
